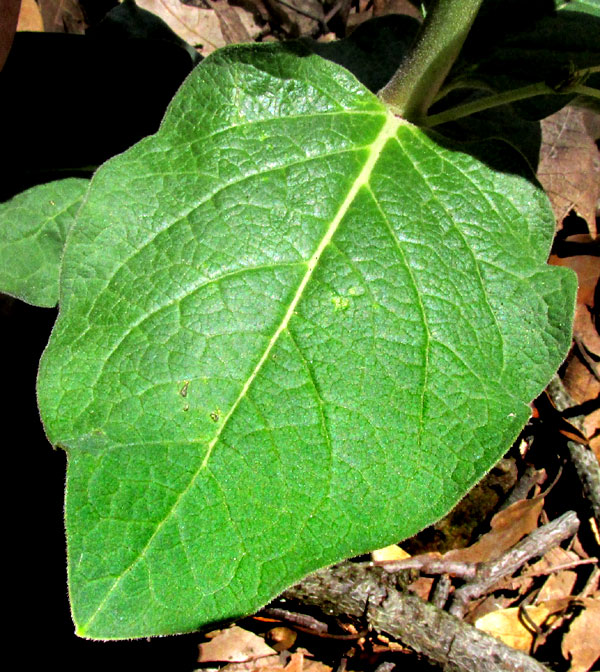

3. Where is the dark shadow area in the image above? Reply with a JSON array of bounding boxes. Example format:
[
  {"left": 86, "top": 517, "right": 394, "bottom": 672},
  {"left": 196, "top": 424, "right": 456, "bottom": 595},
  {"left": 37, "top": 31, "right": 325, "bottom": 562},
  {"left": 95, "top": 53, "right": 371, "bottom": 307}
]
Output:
[
  {"left": 0, "top": 31, "right": 195, "bottom": 201},
  {"left": 3, "top": 295, "right": 202, "bottom": 667}
]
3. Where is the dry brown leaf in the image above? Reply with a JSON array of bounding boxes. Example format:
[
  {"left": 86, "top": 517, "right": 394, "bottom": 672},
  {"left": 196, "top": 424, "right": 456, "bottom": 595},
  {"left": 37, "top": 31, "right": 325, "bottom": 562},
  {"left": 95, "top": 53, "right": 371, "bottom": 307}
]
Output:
[
  {"left": 550, "top": 251, "right": 600, "bottom": 423},
  {"left": 266, "top": 626, "right": 297, "bottom": 652},
  {"left": 220, "top": 656, "right": 281, "bottom": 672},
  {"left": 0, "top": 0, "right": 21, "bottom": 71},
  {"left": 37, "top": 0, "right": 85, "bottom": 33},
  {"left": 550, "top": 253, "right": 600, "bottom": 358},
  {"left": 372, "top": 0, "right": 423, "bottom": 20},
  {"left": 406, "top": 575, "right": 434, "bottom": 600},
  {"left": 213, "top": 0, "right": 252, "bottom": 44},
  {"left": 562, "top": 353, "right": 600, "bottom": 460},
  {"left": 136, "top": 0, "right": 262, "bottom": 54},
  {"left": 444, "top": 496, "right": 544, "bottom": 564},
  {"left": 371, "top": 544, "right": 411, "bottom": 562},
  {"left": 475, "top": 605, "right": 552, "bottom": 651},
  {"left": 221, "top": 651, "right": 332, "bottom": 672},
  {"left": 528, "top": 546, "right": 582, "bottom": 575},
  {"left": 467, "top": 594, "right": 522, "bottom": 624},
  {"left": 562, "top": 598, "right": 600, "bottom": 672},
  {"left": 290, "top": 653, "right": 331, "bottom": 672},
  {"left": 562, "top": 356, "right": 600, "bottom": 405},
  {"left": 17, "top": 0, "right": 43, "bottom": 31},
  {"left": 198, "top": 626, "right": 277, "bottom": 663},
  {"left": 586, "top": 410, "right": 600, "bottom": 462},
  {"left": 537, "top": 570, "right": 578, "bottom": 602},
  {"left": 264, "top": 0, "right": 324, "bottom": 36},
  {"left": 538, "top": 106, "right": 600, "bottom": 237}
]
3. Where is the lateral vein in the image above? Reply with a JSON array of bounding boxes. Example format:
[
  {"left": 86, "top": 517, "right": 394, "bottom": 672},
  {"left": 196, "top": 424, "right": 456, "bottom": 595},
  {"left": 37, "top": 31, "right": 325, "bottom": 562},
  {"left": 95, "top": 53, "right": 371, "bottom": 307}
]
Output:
[
  {"left": 79, "top": 111, "right": 400, "bottom": 635},
  {"left": 201, "top": 113, "right": 400, "bottom": 466}
]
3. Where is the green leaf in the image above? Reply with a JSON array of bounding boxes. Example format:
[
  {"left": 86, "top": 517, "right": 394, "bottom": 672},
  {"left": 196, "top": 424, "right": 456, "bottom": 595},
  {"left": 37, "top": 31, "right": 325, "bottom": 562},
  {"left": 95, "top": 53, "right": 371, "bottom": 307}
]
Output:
[
  {"left": 443, "top": 2, "right": 600, "bottom": 120},
  {"left": 557, "top": 0, "right": 600, "bottom": 19},
  {"left": 37, "top": 44, "right": 575, "bottom": 639},
  {"left": 0, "top": 178, "right": 88, "bottom": 307}
]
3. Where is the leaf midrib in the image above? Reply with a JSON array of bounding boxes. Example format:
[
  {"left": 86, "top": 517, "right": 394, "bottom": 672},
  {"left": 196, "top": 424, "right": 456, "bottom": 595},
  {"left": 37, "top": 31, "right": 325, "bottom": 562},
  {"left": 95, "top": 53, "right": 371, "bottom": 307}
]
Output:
[{"left": 77, "top": 112, "right": 402, "bottom": 636}]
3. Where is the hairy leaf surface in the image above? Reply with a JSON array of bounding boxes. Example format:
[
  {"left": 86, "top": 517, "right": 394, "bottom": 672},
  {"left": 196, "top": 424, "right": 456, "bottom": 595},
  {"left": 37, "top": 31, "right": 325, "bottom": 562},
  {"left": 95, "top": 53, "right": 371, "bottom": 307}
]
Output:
[
  {"left": 0, "top": 178, "right": 88, "bottom": 307},
  {"left": 37, "top": 44, "right": 575, "bottom": 639}
]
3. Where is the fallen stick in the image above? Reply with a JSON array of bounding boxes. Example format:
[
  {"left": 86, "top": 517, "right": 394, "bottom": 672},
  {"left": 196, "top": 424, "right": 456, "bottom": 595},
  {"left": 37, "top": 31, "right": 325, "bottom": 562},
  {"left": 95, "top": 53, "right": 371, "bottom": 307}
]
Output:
[
  {"left": 449, "top": 510, "right": 580, "bottom": 617},
  {"left": 546, "top": 376, "right": 600, "bottom": 522},
  {"left": 284, "top": 561, "right": 552, "bottom": 672}
]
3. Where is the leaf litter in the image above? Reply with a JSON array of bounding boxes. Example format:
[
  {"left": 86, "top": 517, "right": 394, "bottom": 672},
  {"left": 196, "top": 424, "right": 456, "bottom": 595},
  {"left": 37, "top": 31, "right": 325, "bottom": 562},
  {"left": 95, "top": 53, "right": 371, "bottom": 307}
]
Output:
[{"left": 7, "top": 1, "right": 600, "bottom": 671}]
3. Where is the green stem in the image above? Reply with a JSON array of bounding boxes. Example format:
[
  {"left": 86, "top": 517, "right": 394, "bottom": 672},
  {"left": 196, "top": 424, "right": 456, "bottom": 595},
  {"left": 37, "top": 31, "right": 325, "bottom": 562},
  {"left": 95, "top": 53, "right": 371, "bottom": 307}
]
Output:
[
  {"left": 379, "top": 0, "right": 484, "bottom": 123},
  {"left": 424, "top": 82, "right": 556, "bottom": 127},
  {"left": 424, "top": 78, "right": 600, "bottom": 127},
  {"left": 571, "top": 84, "right": 600, "bottom": 100}
]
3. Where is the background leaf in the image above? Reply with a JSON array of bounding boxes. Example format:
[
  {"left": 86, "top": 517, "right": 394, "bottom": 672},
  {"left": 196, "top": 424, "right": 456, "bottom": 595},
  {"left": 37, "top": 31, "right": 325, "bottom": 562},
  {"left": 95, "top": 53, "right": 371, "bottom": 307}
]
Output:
[
  {"left": 37, "top": 43, "right": 576, "bottom": 639},
  {"left": 0, "top": 178, "right": 87, "bottom": 307},
  {"left": 439, "top": 0, "right": 600, "bottom": 120},
  {"left": 556, "top": 0, "right": 600, "bottom": 18}
]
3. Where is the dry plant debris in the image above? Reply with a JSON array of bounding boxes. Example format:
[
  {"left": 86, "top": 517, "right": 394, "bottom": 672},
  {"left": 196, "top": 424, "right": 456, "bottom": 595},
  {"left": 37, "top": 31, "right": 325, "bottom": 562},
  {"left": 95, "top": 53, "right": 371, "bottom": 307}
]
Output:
[
  {"left": 16, "top": 0, "right": 44, "bottom": 31},
  {"left": 135, "top": 0, "right": 263, "bottom": 54},
  {"left": 538, "top": 106, "right": 600, "bottom": 238}
]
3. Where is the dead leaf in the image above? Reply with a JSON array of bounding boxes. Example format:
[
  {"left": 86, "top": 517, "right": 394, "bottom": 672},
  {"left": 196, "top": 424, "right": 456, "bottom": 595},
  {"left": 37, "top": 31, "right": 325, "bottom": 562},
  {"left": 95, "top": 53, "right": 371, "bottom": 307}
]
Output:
[
  {"left": 551, "top": 250, "right": 600, "bottom": 439},
  {"left": 17, "top": 0, "right": 43, "bottom": 31},
  {"left": 264, "top": 0, "right": 324, "bottom": 36},
  {"left": 136, "top": 0, "right": 262, "bottom": 54},
  {"left": 372, "top": 0, "right": 423, "bottom": 21},
  {"left": 550, "top": 253, "right": 600, "bottom": 359},
  {"left": 475, "top": 605, "right": 552, "bottom": 651},
  {"left": 220, "top": 651, "right": 332, "bottom": 672},
  {"left": 290, "top": 653, "right": 330, "bottom": 672},
  {"left": 265, "top": 626, "right": 297, "bottom": 652},
  {"left": 538, "top": 106, "right": 600, "bottom": 238},
  {"left": 550, "top": 248, "right": 598, "bottom": 314},
  {"left": 562, "top": 598, "right": 600, "bottom": 672},
  {"left": 37, "top": 0, "right": 86, "bottom": 33},
  {"left": 467, "top": 594, "right": 523, "bottom": 624},
  {"left": 0, "top": 0, "right": 21, "bottom": 71},
  {"left": 587, "top": 410, "right": 600, "bottom": 462},
  {"left": 406, "top": 575, "right": 434, "bottom": 601},
  {"left": 537, "top": 570, "right": 578, "bottom": 602},
  {"left": 198, "top": 626, "right": 277, "bottom": 663},
  {"left": 371, "top": 544, "right": 411, "bottom": 562},
  {"left": 562, "top": 356, "right": 600, "bottom": 406},
  {"left": 213, "top": 0, "right": 252, "bottom": 44},
  {"left": 445, "top": 496, "right": 544, "bottom": 564},
  {"left": 528, "top": 546, "right": 582, "bottom": 576},
  {"left": 220, "top": 655, "right": 281, "bottom": 672}
]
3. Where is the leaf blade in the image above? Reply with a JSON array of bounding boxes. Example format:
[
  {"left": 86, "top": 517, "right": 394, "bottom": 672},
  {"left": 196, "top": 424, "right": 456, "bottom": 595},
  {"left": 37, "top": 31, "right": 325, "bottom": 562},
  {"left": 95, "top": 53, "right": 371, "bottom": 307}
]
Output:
[
  {"left": 0, "top": 178, "right": 88, "bottom": 307},
  {"left": 36, "top": 45, "right": 575, "bottom": 639}
]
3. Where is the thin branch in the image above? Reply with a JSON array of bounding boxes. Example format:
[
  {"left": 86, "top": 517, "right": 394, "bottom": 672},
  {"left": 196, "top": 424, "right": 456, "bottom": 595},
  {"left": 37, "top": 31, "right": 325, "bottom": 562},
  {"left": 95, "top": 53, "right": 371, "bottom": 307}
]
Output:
[
  {"left": 449, "top": 511, "right": 580, "bottom": 617},
  {"left": 547, "top": 377, "right": 600, "bottom": 522},
  {"left": 376, "top": 554, "right": 477, "bottom": 579},
  {"left": 571, "top": 84, "right": 600, "bottom": 100},
  {"left": 284, "top": 562, "right": 553, "bottom": 672}
]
